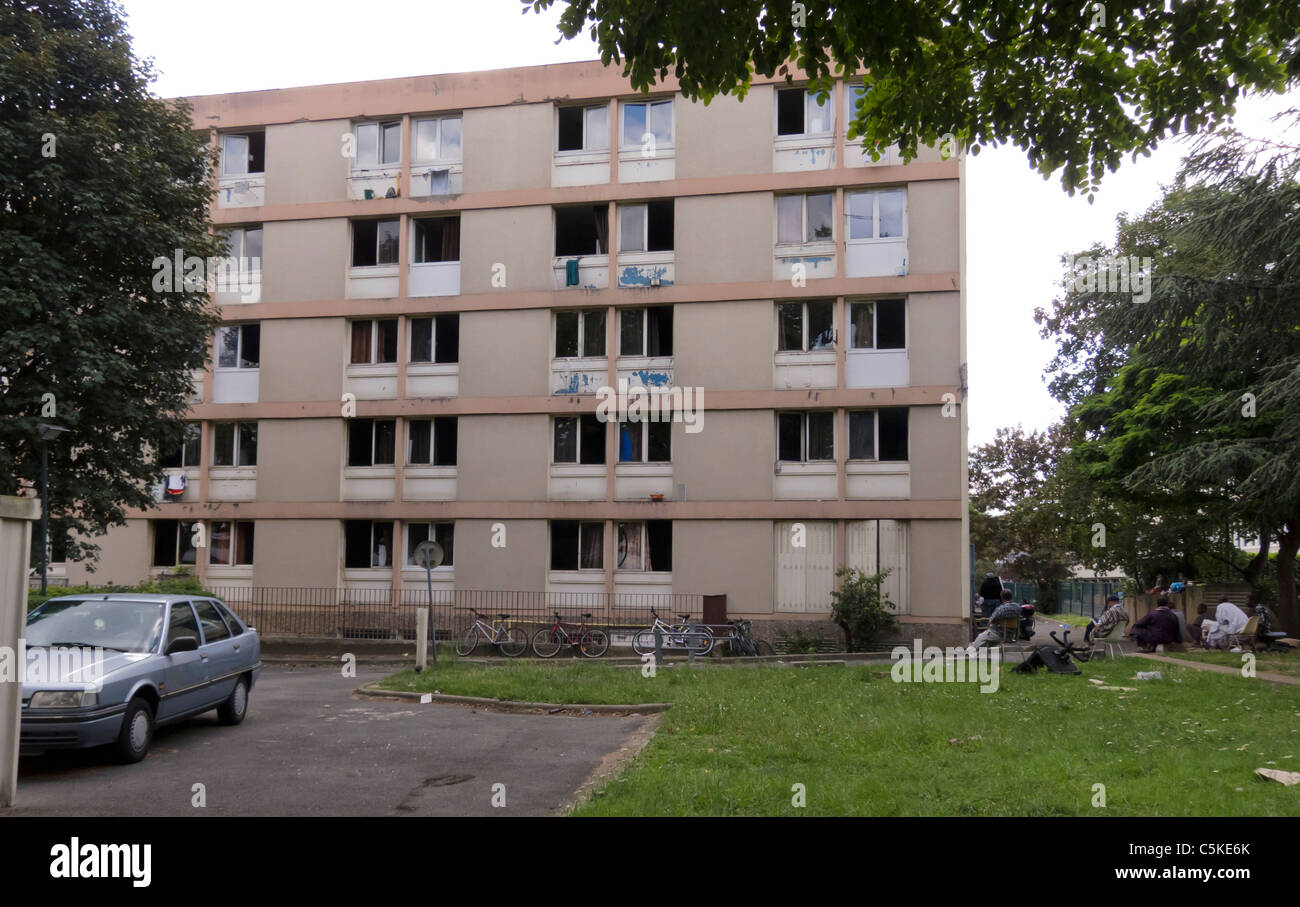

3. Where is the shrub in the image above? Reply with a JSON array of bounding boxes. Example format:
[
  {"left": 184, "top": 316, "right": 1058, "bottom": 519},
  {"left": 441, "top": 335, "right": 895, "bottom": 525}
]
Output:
[{"left": 830, "top": 567, "right": 898, "bottom": 652}]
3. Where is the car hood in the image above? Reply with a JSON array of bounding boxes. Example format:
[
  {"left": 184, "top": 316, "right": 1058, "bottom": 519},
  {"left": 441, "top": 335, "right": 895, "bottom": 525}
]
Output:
[{"left": 19, "top": 645, "right": 153, "bottom": 691}]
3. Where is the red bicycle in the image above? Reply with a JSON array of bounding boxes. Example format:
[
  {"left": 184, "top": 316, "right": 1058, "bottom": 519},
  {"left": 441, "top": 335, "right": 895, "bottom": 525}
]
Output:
[{"left": 532, "top": 611, "right": 610, "bottom": 658}]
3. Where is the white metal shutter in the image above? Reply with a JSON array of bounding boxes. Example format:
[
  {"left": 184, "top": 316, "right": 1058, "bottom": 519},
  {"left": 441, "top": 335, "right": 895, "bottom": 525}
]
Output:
[
  {"left": 846, "top": 519, "right": 910, "bottom": 615},
  {"left": 774, "top": 521, "right": 836, "bottom": 612}
]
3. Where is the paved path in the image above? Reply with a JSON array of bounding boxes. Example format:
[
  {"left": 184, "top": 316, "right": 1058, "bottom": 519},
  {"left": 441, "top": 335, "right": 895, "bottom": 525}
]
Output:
[
  {"left": 1130, "top": 652, "right": 1300, "bottom": 686},
  {"left": 3, "top": 665, "right": 652, "bottom": 817}
]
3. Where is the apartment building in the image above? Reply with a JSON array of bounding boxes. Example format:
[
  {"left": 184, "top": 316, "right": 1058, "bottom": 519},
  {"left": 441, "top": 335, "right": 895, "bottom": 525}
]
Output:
[{"left": 65, "top": 60, "right": 970, "bottom": 645}]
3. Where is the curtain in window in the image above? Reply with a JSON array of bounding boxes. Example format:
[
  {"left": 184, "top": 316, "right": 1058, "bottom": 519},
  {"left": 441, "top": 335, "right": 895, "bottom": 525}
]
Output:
[
  {"left": 234, "top": 522, "right": 255, "bottom": 565},
  {"left": 593, "top": 207, "right": 609, "bottom": 255},
  {"left": 617, "top": 522, "right": 643, "bottom": 571},
  {"left": 441, "top": 217, "right": 460, "bottom": 261},
  {"left": 351, "top": 321, "right": 372, "bottom": 364},
  {"left": 850, "top": 302, "right": 874, "bottom": 349},
  {"left": 580, "top": 523, "right": 604, "bottom": 569}
]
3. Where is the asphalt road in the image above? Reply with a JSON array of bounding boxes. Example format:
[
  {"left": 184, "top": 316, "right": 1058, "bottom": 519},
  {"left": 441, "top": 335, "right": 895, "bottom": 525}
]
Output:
[{"left": 3, "top": 665, "right": 652, "bottom": 817}]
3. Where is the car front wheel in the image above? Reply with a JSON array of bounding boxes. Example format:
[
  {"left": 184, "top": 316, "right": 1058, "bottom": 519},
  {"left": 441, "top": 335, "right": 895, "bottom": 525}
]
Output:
[
  {"left": 115, "top": 697, "right": 154, "bottom": 764},
  {"left": 217, "top": 677, "right": 249, "bottom": 726}
]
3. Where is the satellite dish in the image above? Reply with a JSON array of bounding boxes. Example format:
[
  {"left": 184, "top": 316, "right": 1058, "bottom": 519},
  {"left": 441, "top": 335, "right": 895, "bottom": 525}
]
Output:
[{"left": 413, "top": 540, "right": 444, "bottom": 570}]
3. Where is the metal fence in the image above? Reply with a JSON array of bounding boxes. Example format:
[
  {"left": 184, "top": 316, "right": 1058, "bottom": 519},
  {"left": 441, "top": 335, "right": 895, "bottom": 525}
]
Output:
[
  {"left": 1055, "top": 579, "right": 1124, "bottom": 620},
  {"left": 207, "top": 586, "right": 705, "bottom": 642}
]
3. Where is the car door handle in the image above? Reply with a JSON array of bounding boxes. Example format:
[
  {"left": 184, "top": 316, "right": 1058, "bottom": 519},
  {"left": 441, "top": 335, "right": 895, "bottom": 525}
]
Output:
[
  {"left": 233, "top": 644, "right": 240, "bottom": 651},
  {"left": 200, "top": 654, "right": 209, "bottom": 662}
]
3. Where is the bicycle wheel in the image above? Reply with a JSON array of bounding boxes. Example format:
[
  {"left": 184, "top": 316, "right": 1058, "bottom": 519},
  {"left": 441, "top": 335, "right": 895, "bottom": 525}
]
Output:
[
  {"left": 500, "top": 626, "right": 528, "bottom": 657},
  {"left": 579, "top": 628, "right": 609, "bottom": 658},
  {"left": 456, "top": 626, "right": 479, "bottom": 656},
  {"left": 687, "top": 624, "right": 714, "bottom": 656},
  {"left": 532, "top": 626, "right": 563, "bottom": 658},
  {"left": 631, "top": 629, "right": 656, "bottom": 656},
  {"left": 756, "top": 639, "right": 776, "bottom": 656}
]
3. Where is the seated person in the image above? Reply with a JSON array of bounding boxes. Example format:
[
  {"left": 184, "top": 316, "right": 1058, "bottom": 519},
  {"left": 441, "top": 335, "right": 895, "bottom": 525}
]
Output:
[
  {"left": 1084, "top": 594, "right": 1129, "bottom": 647},
  {"left": 970, "top": 591, "right": 1022, "bottom": 649},
  {"left": 1130, "top": 598, "right": 1180, "bottom": 653},
  {"left": 1204, "top": 600, "right": 1248, "bottom": 650},
  {"left": 1187, "top": 602, "right": 1209, "bottom": 645}
]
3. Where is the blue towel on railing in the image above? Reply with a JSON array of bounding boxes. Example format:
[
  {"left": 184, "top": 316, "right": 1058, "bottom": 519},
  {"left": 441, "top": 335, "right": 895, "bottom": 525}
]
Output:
[{"left": 565, "top": 258, "right": 580, "bottom": 286}]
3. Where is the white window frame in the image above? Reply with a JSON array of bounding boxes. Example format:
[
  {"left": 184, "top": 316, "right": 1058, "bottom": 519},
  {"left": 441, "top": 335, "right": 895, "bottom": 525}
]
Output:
[
  {"left": 210, "top": 520, "right": 255, "bottom": 566},
  {"left": 848, "top": 299, "right": 907, "bottom": 350},
  {"left": 215, "top": 324, "right": 258, "bottom": 370},
  {"left": 352, "top": 219, "right": 400, "bottom": 268},
  {"left": 552, "top": 414, "right": 605, "bottom": 465},
  {"left": 777, "top": 301, "right": 835, "bottom": 352},
  {"left": 350, "top": 319, "right": 398, "bottom": 365},
  {"left": 556, "top": 104, "right": 609, "bottom": 153},
  {"left": 221, "top": 226, "right": 262, "bottom": 269},
  {"left": 153, "top": 520, "right": 198, "bottom": 568},
  {"left": 618, "top": 420, "right": 671, "bottom": 463},
  {"left": 405, "top": 520, "right": 454, "bottom": 568},
  {"left": 166, "top": 423, "right": 202, "bottom": 468},
  {"left": 550, "top": 520, "right": 605, "bottom": 571},
  {"left": 777, "top": 193, "right": 834, "bottom": 245},
  {"left": 775, "top": 86, "right": 833, "bottom": 138},
  {"left": 553, "top": 310, "right": 607, "bottom": 360},
  {"left": 618, "top": 306, "right": 673, "bottom": 357},
  {"left": 406, "top": 417, "right": 456, "bottom": 467},
  {"left": 847, "top": 408, "right": 909, "bottom": 462},
  {"left": 348, "top": 419, "right": 396, "bottom": 468},
  {"left": 615, "top": 520, "right": 671, "bottom": 573},
  {"left": 211, "top": 421, "right": 257, "bottom": 468},
  {"left": 617, "top": 202, "right": 673, "bottom": 254},
  {"left": 412, "top": 115, "right": 463, "bottom": 164},
  {"left": 407, "top": 314, "right": 458, "bottom": 364},
  {"left": 846, "top": 189, "right": 907, "bottom": 242},
  {"left": 777, "top": 411, "right": 836, "bottom": 463},
  {"left": 619, "top": 99, "right": 674, "bottom": 149},
  {"left": 353, "top": 121, "right": 402, "bottom": 169},
  {"left": 220, "top": 132, "right": 263, "bottom": 177}
]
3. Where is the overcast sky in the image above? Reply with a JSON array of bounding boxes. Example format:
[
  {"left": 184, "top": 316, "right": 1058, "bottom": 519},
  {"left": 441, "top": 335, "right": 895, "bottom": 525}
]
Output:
[{"left": 120, "top": 0, "right": 1300, "bottom": 447}]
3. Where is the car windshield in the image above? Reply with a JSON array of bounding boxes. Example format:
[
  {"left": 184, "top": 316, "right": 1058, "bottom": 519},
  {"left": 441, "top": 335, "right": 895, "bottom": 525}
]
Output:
[{"left": 26, "top": 599, "right": 165, "bottom": 654}]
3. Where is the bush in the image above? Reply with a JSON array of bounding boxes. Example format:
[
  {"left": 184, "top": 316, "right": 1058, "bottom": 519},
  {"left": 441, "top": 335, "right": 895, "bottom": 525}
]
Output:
[
  {"left": 28, "top": 574, "right": 209, "bottom": 610},
  {"left": 830, "top": 567, "right": 898, "bottom": 652}
]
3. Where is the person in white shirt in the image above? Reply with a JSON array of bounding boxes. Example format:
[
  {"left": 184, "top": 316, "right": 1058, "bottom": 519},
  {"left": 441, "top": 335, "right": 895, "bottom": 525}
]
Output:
[{"left": 1203, "top": 600, "right": 1248, "bottom": 649}]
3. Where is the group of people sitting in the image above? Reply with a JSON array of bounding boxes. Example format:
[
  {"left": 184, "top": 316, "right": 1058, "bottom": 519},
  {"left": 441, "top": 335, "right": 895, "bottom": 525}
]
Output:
[{"left": 1087, "top": 594, "right": 1281, "bottom": 654}]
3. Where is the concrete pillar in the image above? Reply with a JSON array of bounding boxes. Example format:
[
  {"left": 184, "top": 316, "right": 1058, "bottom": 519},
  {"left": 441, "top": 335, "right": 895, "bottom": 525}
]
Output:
[{"left": 1, "top": 495, "right": 41, "bottom": 807}]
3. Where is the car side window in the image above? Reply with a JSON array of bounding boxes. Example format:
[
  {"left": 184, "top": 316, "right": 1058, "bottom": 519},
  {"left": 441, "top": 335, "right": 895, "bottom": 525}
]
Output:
[
  {"left": 193, "top": 600, "right": 232, "bottom": 644},
  {"left": 213, "top": 601, "right": 244, "bottom": 637},
  {"left": 167, "top": 602, "right": 202, "bottom": 648}
]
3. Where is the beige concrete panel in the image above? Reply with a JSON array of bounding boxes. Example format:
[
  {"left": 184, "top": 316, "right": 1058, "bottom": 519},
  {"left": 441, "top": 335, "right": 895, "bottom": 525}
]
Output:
[
  {"left": 261, "top": 219, "right": 347, "bottom": 302},
  {"left": 907, "top": 519, "right": 962, "bottom": 618},
  {"left": 907, "top": 179, "right": 960, "bottom": 275},
  {"left": 256, "top": 419, "right": 343, "bottom": 502},
  {"left": 264, "top": 119, "right": 349, "bottom": 205},
  {"left": 676, "top": 88, "right": 773, "bottom": 179},
  {"left": 66, "top": 520, "right": 150, "bottom": 585},
  {"left": 672, "top": 409, "right": 774, "bottom": 501},
  {"left": 908, "top": 405, "right": 962, "bottom": 500},
  {"left": 459, "top": 206, "right": 553, "bottom": 294},
  {"left": 672, "top": 519, "right": 775, "bottom": 613},
  {"left": 452, "top": 518, "right": 547, "bottom": 592},
  {"left": 456, "top": 414, "right": 549, "bottom": 501},
  {"left": 259, "top": 318, "right": 345, "bottom": 402},
  {"left": 675, "top": 193, "right": 775, "bottom": 285},
  {"left": 458, "top": 309, "right": 550, "bottom": 397},
  {"left": 462, "top": 103, "right": 553, "bottom": 193},
  {"left": 906, "top": 292, "right": 960, "bottom": 387},
  {"left": 253, "top": 519, "right": 342, "bottom": 587},
  {"left": 674, "top": 299, "right": 773, "bottom": 391}
]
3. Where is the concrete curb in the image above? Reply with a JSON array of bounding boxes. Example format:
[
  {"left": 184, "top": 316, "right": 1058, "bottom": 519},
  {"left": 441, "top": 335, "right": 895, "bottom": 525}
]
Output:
[{"left": 354, "top": 681, "right": 673, "bottom": 714}]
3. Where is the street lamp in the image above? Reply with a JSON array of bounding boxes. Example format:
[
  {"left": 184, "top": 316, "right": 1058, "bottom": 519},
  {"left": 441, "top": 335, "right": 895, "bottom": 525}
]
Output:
[{"left": 35, "top": 422, "right": 69, "bottom": 594}]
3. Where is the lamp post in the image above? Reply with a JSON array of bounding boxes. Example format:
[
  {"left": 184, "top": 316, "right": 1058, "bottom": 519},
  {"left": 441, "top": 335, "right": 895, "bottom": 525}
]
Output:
[{"left": 35, "top": 422, "right": 69, "bottom": 594}]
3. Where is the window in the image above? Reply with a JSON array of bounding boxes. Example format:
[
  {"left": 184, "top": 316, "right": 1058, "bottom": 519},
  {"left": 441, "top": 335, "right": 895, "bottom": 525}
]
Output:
[
  {"left": 352, "top": 219, "right": 400, "bottom": 267},
  {"left": 850, "top": 409, "right": 909, "bottom": 461},
  {"left": 210, "top": 521, "right": 255, "bottom": 566},
  {"left": 619, "top": 306, "right": 672, "bottom": 357},
  {"left": 555, "top": 310, "right": 606, "bottom": 358},
  {"left": 213, "top": 600, "right": 245, "bottom": 636},
  {"left": 407, "top": 417, "right": 457, "bottom": 466},
  {"left": 550, "top": 520, "right": 604, "bottom": 570},
  {"left": 354, "top": 121, "right": 401, "bottom": 168},
  {"left": 778, "top": 411, "right": 835, "bottom": 462},
  {"left": 555, "top": 205, "right": 609, "bottom": 256},
  {"left": 193, "top": 599, "right": 232, "bottom": 643},
  {"left": 413, "top": 115, "right": 462, "bottom": 163},
  {"left": 409, "top": 314, "right": 459, "bottom": 364},
  {"left": 221, "top": 226, "right": 262, "bottom": 265},
  {"left": 413, "top": 216, "right": 460, "bottom": 263},
  {"left": 777, "top": 193, "right": 833, "bottom": 243},
  {"left": 619, "top": 420, "right": 671, "bottom": 462},
  {"left": 212, "top": 422, "right": 257, "bottom": 467},
  {"left": 618, "top": 201, "right": 673, "bottom": 253},
  {"left": 347, "top": 419, "right": 396, "bottom": 467},
  {"left": 846, "top": 190, "right": 906, "bottom": 240},
  {"left": 350, "top": 319, "right": 398, "bottom": 365},
  {"left": 776, "top": 87, "right": 832, "bottom": 137},
  {"left": 167, "top": 602, "right": 201, "bottom": 646},
  {"left": 406, "top": 521, "right": 454, "bottom": 567},
  {"left": 221, "top": 132, "right": 265, "bottom": 177},
  {"left": 553, "top": 415, "right": 606, "bottom": 464},
  {"left": 557, "top": 105, "right": 609, "bottom": 152},
  {"left": 617, "top": 520, "right": 672, "bottom": 571},
  {"left": 777, "top": 301, "right": 834, "bottom": 351},
  {"left": 344, "top": 520, "right": 393, "bottom": 568},
  {"left": 152, "top": 520, "right": 197, "bottom": 567},
  {"left": 621, "top": 99, "right": 673, "bottom": 147},
  {"left": 849, "top": 299, "right": 906, "bottom": 349},
  {"left": 216, "top": 324, "right": 259, "bottom": 369},
  {"left": 160, "top": 423, "right": 201, "bottom": 469}
]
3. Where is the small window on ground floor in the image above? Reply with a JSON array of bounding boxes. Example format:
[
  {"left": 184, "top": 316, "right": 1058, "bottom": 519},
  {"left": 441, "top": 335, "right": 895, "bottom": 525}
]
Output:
[
  {"left": 210, "top": 521, "right": 254, "bottom": 566},
  {"left": 617, "top": 520, "right": 672, "bottom": 572},
  {"left": 152, "top": 520, "right": 197, "bottom": 567},
  {"left": 344, "top": 520, "right": 393, "bottom": 568},
  {"left": 550, "top": 520, "right": 604, "bottom": 570},
  {"left": 406, "top": 522, "right": 454, "bottom": 567}
]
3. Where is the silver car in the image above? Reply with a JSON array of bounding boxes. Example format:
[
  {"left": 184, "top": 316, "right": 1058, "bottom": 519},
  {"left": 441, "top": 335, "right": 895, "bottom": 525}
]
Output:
[{"left": 21, "top": 593, "right": 262, "bottom": 763}]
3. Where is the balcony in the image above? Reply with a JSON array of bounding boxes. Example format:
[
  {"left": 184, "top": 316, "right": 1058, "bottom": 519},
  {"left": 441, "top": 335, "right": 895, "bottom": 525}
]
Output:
[
  {"left": 846, "top": 461, "right": 911, "bottom": 499},
  {"left": 208, "top": 466, "right": 256, "bottom": 502},
  {"left": 846, "top": 349, "right": 909, "bottom": 388},
  {"left": 409, "top": 261, "right": 460, "bottom": 297},
  {"left": 552, "top": 255, "right": 609, "bottom": 291},
  {"left": 614, "top": 251, "right": 674, "bottom": 289},
  {"left": 216, "top": 174, "right": 264, "bottom": 208},
  {"left": 344, "top": 363, "right": 398, "bottom": 400}
]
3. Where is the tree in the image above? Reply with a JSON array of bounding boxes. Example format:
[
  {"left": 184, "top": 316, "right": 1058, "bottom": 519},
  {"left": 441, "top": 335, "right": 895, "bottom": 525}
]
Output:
[
  {"left": 527, "top": 0, "right": 1300, "bottom": 194},
  {"left": 829, "top": 566, "right": 896, "bottom": 652},
  {"left": 0, "top": 0, "right": 222, "bottom": 565}
]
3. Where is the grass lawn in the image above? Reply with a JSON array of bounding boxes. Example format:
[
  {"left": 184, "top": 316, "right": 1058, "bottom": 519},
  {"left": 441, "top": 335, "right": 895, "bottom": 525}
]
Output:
[
  {"left": 1041, "top": 612, "right": 1094, "bottom": 628},
  {"left": 1159, "top": 649, "right": 1300, "bottom": 679},
  {"left": 380, "top": 656, "right": 1300, "bottom": 816}
]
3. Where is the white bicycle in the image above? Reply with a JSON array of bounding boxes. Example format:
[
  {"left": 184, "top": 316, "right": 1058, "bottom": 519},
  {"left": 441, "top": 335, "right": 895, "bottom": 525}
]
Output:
[{"left": 631, "top": 608, "right": 714, "bottom": 656}]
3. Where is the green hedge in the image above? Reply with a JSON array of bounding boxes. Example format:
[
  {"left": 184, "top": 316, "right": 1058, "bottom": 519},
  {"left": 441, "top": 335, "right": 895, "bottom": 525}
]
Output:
[{"left": 28, "top": 575, "right": 210, "bottom": 610}]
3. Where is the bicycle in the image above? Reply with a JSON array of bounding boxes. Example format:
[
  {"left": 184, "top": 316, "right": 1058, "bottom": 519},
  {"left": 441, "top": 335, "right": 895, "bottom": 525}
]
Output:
[
  {"left": 532, "top": 611, "right": 610, "bottom": 658},
  {"left": 455, "top": 608, "right": 528, "bottom": 657},
  {"left": 726, "top": 619, "right": 775, "bottom": 656},
  {"left": 631, "top": 608, "right": 714, "bottom": 656}
]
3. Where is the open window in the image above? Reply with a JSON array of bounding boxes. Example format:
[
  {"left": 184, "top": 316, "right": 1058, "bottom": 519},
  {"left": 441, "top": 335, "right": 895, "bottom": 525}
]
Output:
[
  {"left": 777, "top": 193, "right": 833, "bottom": 244},
  {"left": 618, "top": 201, "right": 673, "bottom": 253},
  {"left": 221, "top": 226, "right": 262, "bottom": 266},
  {"left": 353, "top": 121, "right": 401, "bottom": 169},
  {"left": 555, "top": 205, "right": 609, "bottom": 256},
  {"left": 557, "top": 105, "right": 609, "bottom": 152},
  {"left": 407, "top": 417, "right": 457, "bottom": 466},
  {"left": 849, "top": 299, "right": 906, "bottom": 349},
  {"left": 160, "top": 423, "right": 202, "bottom": 469},
  {"left": 554, "top": 310, "right": 606, "bottom": 359},
  {"left": 619, "top": 420, "right": 671, "bottom": 463},
  {"left": 344, "top": 520, "right": 394, "bottom": 568},
  {"left": 413, "top": 116, "right": 462, "bottom": 163},
  {"left": 777, "top": 301, "right": 834, "bottom": 351},
  {"left": 352, "top": 220, "right": 400, "bottom": 268},
  {"left": 619, "top": 306, "right": 672, "bottom": 357},
  {"left": 413, "top": 216, "right": 459, "bottom": 263},
  {"left": 221, "top": 132, "right": 265, "bottom": 177},
  {"left": 212, "top": 422, "right": 257, "bottom": 467},
  {"left": 553, "top": 415, "right": 606, "bottom": 465},
  {"left": 406, "top": 521, "right": 454, "bottom": 567},
  {"left": 350, "top": 319, "right": 398, "bottom": 365},
  {"left": 850, "top": 409, "right": 909, "bottom": 461},
  {"left": 776, "top": 87, "right": 832, "bottom": 137},
  {"left": 409, "top": 314, "right": 459, "bottom": 364},
  {"left": 777, "top": 411, "right": 835, "bottom": 463},
  {"left": 210, "top": 521, "right": 255, "bottom": 566},
  {"left": 347, "top": 419, "right": 396, "bottom": 467},
  {"left": 617, "top": 520, "right": 672, "bottom": 572},
  {"left": 152, "top": 520, "right": 197, "bottom": 567},
  {"left": 550, "top": 520, "right": 604, "bottom": 570},
  {"left": 216, "top": 324, "right": 259, "bottom": 369}
]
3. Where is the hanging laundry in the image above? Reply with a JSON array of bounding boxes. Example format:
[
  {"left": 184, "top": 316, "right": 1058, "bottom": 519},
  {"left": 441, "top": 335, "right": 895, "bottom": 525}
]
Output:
[{"left": 165, "top": 473, "right": 187, "bottom": 498}]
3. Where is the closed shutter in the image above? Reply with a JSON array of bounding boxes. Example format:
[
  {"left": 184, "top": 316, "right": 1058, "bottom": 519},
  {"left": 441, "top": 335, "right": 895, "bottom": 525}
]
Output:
[
  {"left": 846, "top": 519, "right": 909, "bottom": 615},
  {"left": 775, "top": 521, "right": 836, "bottom": 612}
]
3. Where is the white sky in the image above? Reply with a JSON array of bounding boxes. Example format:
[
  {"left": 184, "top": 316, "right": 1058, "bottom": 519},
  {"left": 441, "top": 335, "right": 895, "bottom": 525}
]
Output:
[{"left": 120, "top": 0, "right": 1300, "bottom": 446}]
